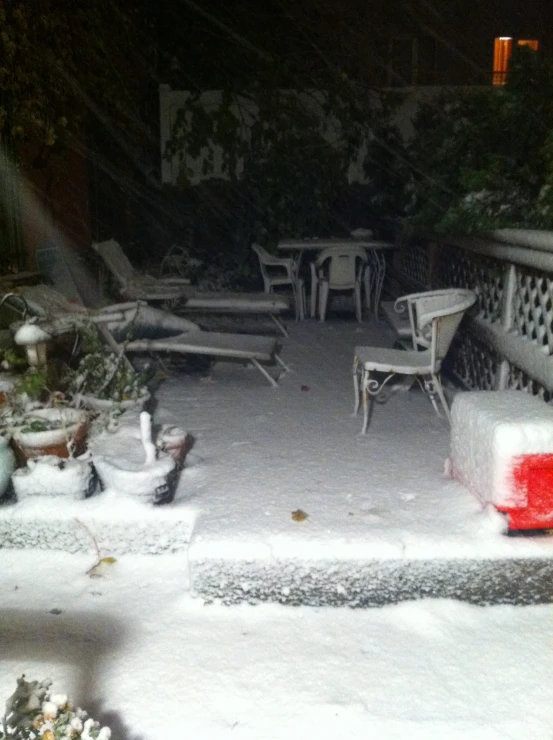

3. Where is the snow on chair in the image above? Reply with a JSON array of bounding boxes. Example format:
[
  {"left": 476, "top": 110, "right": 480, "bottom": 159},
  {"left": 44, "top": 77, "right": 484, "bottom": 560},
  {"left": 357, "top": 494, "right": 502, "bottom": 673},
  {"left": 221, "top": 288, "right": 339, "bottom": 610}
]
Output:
[
  {"left": 94, "top": 240, "right": 291, "bottom": 338},
  {"left": 314, "top": 246, "right": 368, "bottom": 323},
  {"left": 352, "top": 288, "right": 476, "bottom": 434},
  {"left": 251, "top": 243, "right": 305, "bottom": 321}
]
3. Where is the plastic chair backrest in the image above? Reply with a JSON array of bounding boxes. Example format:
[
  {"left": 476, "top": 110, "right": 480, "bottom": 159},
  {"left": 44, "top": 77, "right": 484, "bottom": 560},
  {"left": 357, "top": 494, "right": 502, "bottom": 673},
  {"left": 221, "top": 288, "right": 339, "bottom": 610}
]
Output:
[
  {"left": 94, "top": 240, "right": 136, "bottom": 285},
  {"left": 317, "top": 247, "right": 367, "bottom": 289},
  {"left": 415, "top": 289, "right": 476, "bottom": 367},
  {"left": 251, "top": 243, "right": 273, "bottom": 283}
]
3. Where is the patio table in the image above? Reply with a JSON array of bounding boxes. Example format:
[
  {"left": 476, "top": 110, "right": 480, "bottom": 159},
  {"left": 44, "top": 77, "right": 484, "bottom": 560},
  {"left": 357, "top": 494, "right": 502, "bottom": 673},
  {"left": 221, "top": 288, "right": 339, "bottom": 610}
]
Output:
[{"left": 277, "top": 237, "right": 396, "bottom": 317}]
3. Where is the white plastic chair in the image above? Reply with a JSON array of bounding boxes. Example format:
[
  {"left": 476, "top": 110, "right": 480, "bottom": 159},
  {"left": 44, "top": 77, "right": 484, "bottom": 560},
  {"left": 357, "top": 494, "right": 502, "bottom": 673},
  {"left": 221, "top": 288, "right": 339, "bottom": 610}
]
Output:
[
  {"left": 314, "top": 247, "right": 369, "bottom": 322},
  {"left": 352, "top": 288, "right": 476, "bottom": 433},
  {"left": 252, "top": 243, "right": 305, "bottom": 320}
]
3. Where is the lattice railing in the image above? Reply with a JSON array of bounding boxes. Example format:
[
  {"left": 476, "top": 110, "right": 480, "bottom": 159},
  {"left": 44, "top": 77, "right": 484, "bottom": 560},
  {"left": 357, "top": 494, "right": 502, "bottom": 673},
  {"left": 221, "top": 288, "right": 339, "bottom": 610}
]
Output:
[
  {"left": 400, "top": 242, "right": 428, "bottom": 288},
  {"left": 448, "top": 331, "right": 499, "bottom": 391},
  {"left": 434, "top": 245, "right": 504, "bottom": 323},
  {"left": 395, "top": 233, "right": 553, "bottom": 402},
  {"left": 512, "top": 266, "right": 553, "bottom": 355}
]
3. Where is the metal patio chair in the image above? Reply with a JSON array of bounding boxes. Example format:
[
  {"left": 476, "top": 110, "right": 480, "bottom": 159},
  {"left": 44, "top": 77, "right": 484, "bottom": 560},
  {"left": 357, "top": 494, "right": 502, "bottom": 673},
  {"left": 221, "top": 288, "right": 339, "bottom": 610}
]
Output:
[{"left": 352, "top": 288, "right": 476, "bottom": 433}]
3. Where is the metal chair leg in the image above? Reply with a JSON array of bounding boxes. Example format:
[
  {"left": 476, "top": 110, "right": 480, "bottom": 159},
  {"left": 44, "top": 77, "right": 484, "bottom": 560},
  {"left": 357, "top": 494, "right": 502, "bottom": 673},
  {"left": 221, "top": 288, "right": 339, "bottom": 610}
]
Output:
[
  {"left": 432, "top": 373, "right": 451, "bottom": 422},
  {"left": 354, "top": 282, "right": 363, "bottom": 322},
  {"left": 361, "top": 369, "right": 371, "bottom": 434},
  {"left": 319, "top": 281, "right": 329, "bottom": 322},
  {"left": 310, "top": 263, "right": 318, "bottom": 318},
  {"left": 352, "top": 356, "right": 360, "bottom": 416}
]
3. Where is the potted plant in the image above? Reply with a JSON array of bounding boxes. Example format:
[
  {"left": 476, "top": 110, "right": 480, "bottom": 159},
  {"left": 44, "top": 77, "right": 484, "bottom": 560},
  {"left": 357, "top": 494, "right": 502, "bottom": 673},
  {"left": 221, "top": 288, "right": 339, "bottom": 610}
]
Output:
[
  {"left": 11, "top": 454, "right": 95, "bottom": 501},
  {"left": 0, "top": 430, "right": 16, "bottom": 499},
  {"left": 65, "top": 323, "right": 151, "bottom": 411},
  {"left": 1, "top": 675, "right": 112, "bottom": 739},
  {"left": 8, "top": 406, "right": 89, "bottom": 464}
]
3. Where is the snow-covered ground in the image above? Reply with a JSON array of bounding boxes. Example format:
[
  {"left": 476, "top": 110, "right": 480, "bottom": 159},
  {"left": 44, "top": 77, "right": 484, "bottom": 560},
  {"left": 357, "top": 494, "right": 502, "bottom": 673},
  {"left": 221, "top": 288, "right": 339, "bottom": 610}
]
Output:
[
  {"left": 1, "top": 551, "right": 553, "bottom": 739},
  {"left": 2, "top": 318, "right": 553, "bottom": 737}
]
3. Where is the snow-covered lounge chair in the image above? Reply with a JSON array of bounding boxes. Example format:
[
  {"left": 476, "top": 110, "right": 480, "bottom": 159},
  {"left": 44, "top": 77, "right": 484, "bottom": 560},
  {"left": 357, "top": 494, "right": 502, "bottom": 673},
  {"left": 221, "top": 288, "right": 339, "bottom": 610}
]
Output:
[
  {"left": 7, "top": 285, "right": 289, "bottom": 387},
  {"left": 93, "top": 239, "right": 291, "bottom": 337}
]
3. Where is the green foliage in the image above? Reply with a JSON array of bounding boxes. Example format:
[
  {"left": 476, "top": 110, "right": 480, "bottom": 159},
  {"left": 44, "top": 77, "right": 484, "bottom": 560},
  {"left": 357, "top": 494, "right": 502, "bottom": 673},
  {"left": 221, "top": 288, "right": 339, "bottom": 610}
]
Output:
[
  {"left": 13, "top": 369, "right": 48, "bottom": 401},
  {"left": 0, "top": 348, "right": 26, "bottom": 371},
  {"left": 0, "top": 0, "right": 155, "bottom": 164},
  {"left": 68, "top": 350, "right": 149, "bottom": 403},
  {"left": 405, "top": 46, "right": 553, "bottom": 235},
  {"left": 65, "top": 322, "right": 149, "bottom": 403}
]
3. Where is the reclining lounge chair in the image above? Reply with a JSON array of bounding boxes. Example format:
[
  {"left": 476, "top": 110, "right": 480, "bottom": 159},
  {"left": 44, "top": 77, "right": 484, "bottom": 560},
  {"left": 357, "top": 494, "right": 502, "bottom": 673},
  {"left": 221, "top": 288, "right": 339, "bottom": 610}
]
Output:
[
  {"left": 93, "top": 240, "right": 291, "bottom": 337},
  {"left": 5, "top": 285, "right": 289, "bottom": 388}
]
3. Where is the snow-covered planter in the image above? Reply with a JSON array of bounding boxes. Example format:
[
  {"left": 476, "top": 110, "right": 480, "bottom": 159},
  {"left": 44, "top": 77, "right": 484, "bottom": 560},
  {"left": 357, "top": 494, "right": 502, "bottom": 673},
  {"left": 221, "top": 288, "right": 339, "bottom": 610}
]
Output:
[
  {"left": 74, "top": 391, "right": 150, "bottom": 413},
  {"left": 93, "top": 412, "right": 176, "bottom": 503},
  {"left": 0, "top": 676, "right": 111, "bottom": 739},
  {"left": 0, "top": 431, "right": 16, "bottom": 499},
  {"left": 10, "top": 408, "right": 88, "bottom": 464},
  {"left": 157, "top": 424, "right": 189, "bottom": 469},
  {"left": 11, "top": 455, "right": 94, "bottom": 501}
]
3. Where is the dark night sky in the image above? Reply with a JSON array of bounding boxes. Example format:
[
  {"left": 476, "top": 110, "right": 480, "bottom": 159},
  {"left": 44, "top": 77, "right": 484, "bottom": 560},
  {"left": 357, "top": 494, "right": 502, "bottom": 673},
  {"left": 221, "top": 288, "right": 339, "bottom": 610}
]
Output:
[{"left": 158, "top": 0, "right": 553, "bottom": 88}]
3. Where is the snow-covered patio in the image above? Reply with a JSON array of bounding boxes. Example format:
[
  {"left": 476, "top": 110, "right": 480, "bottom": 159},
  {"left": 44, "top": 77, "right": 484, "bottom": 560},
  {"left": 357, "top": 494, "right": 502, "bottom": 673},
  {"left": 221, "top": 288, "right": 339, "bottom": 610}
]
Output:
[
  {"left": 152, "top": 318, "right": 553, "bottom": 605},
  {"left": 3, "top": 317, "right": 553, "bottom": 739},
  {"left": 3, "top": 317, "right": 553, "bottom": 606}
]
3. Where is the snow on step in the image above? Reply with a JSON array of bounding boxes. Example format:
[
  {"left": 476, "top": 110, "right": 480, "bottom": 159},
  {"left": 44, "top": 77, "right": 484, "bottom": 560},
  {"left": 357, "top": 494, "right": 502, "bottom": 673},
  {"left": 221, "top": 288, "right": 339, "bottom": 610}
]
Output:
[
  {"left": 451, "top": 390, "right": 553, "bottom": 529},
  {"left": 0, "top": 489, "right": 196, "bottom": 556}
]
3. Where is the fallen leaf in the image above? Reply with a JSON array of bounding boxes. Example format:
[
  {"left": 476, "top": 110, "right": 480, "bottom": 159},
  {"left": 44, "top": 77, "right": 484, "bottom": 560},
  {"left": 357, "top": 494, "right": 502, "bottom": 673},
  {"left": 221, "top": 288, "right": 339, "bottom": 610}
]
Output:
[
  {"left": 291, "top": 509, "right": 308, "bottom": 522},
  {"left": 300, "top": 385, "right": 310, "bottom": 392},
  {"left": 87, "top": 556, "right": 117, "bottom": 578}
]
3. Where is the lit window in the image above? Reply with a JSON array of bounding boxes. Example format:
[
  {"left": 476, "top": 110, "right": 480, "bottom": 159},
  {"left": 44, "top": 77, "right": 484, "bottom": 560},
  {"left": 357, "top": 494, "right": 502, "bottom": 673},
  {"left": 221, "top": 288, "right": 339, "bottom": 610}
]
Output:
[
  {"left": 517, "top": 39, "right": 539, "bottom": 51},
  {"left": 493, "top": 37, "right": 539, "bottom": 85}
]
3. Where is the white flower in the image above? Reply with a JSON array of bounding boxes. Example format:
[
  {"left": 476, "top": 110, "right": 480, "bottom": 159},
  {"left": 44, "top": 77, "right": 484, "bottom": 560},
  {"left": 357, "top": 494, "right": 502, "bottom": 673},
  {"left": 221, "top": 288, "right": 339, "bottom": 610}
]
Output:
[
  {"left": 50, "top": 693, "right": 68, "bottom": 708},
  {"left": 98, "top": 729, "right": 112, "bottom": 740},
  {"left": 41, "top": 701, "right": 58, "bottom": 720},
  {"left": 70, "top": 716, "right": 83, "bottom": 731},
  {"left": 82, "top": 717, "right": 96, "bottom": 740}
]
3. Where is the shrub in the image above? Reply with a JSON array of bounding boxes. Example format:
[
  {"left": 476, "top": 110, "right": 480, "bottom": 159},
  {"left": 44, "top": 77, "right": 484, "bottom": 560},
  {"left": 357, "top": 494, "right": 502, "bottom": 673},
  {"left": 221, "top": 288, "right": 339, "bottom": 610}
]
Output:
[
  {"left": 405, "top": 46, "right": 553, "bottom": 235},
  {"left": 1, "top": 676, "right": 111, "bottom": 739}
]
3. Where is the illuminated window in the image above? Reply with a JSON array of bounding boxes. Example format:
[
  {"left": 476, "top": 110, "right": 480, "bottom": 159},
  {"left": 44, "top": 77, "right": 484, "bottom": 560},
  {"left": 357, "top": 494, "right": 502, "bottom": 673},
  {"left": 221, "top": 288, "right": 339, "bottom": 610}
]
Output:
[
  {"left": 517, "top": 39, "right": 539, "bottom": 51},
  {"left": 493, "top": 37, "right": 539, "bottom": 85}
]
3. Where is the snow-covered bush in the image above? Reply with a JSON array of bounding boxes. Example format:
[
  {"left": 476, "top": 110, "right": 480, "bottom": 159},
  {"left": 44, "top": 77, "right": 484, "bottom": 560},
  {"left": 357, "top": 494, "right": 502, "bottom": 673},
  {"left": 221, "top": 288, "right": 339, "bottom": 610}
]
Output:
[
  {"left": 405, "top": 45, "right": 553, "bottom": 235},
  {"left": 0, "top": 676, "right": 111, "bottom": 739},
  {"left": 65, "top": 323, "right": 150, "bottom": 405}
]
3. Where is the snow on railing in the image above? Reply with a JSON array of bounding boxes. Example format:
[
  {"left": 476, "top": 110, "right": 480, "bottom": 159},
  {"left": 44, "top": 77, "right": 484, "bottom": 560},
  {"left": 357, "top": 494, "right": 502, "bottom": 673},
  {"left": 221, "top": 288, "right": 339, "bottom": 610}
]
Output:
[{"left": 395, "top": 230, "right": 553, "bottom": 402}]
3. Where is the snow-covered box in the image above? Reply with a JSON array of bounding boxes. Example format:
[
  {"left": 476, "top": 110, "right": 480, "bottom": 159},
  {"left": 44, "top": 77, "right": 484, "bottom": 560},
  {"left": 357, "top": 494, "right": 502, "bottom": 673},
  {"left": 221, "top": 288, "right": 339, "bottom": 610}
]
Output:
[{"left": 451, "top": 390, "right": 553, "bottom": 530}]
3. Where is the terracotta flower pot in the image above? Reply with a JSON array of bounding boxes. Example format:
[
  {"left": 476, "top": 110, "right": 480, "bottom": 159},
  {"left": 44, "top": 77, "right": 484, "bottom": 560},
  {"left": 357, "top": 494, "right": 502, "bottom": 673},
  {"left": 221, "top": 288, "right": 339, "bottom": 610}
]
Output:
[
  {"left": 10, "top": 408, "right": 89, "bottom": 466},
  {"left": 157, "top": 425, "right": 190, "bottom": 469}
]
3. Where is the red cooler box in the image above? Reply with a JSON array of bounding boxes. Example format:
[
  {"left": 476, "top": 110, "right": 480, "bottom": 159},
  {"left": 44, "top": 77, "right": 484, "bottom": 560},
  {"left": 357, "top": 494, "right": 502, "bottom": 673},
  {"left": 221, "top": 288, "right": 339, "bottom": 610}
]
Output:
[{"left": 450, "top": 391, "right": 553, "bottom": 530}]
